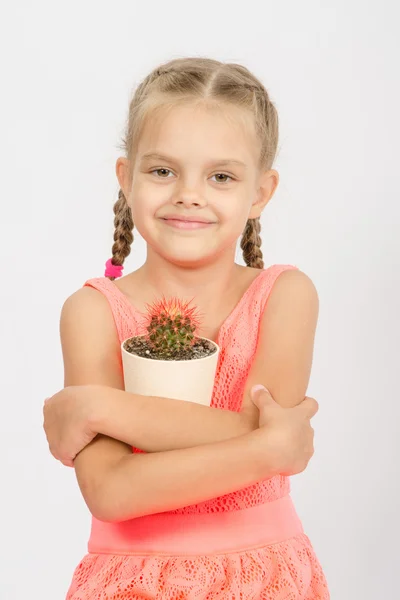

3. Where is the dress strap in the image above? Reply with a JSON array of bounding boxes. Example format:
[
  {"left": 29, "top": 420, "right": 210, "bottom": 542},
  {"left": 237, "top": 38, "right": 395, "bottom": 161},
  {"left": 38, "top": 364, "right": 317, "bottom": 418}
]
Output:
[
  {"left": 83, "top": 277, "right": 139, "bottom": 344},
  {"left": 254, "top": 264, "right": 299, "bottom": 313}
]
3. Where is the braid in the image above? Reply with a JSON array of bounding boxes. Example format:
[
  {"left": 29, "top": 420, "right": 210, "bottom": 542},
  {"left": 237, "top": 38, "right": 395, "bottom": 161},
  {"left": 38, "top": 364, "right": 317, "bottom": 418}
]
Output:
[
  {"left": 107, "top": 189, "right": 134, "bottom": 281},
  {"left": 240, "top": 217, "right": 264, "bottom": 269}
]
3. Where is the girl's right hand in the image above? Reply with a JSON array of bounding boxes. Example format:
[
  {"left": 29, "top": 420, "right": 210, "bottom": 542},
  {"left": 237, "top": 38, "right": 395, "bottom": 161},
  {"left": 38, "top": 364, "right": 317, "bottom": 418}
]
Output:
[
  {"left": 250, "top": 385, "right": 319, "bottom": 478},
  {"left": 43, "top": 385, "right": 100, "bottom": 467}
]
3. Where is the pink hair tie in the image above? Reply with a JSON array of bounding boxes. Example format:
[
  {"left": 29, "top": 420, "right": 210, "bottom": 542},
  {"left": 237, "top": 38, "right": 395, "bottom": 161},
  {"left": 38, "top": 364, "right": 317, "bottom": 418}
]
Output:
[{"left": 104, "top": 258, "right": 124, "bottom": 279}]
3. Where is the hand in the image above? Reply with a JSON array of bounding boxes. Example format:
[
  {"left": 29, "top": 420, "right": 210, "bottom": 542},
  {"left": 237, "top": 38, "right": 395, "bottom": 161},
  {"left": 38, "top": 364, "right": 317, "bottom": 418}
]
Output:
[
  {"left": 43, "top": 385, "right": 101, "bottom": 467},
  {"left": 250, "top": 385, "right": 319, "bottom": 477}
]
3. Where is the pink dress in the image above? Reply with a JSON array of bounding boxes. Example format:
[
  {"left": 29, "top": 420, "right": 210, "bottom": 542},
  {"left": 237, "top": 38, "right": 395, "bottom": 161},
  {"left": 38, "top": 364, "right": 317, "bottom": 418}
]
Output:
[{"left": 65, "top": 264, "right": 330, "bottom": 599}]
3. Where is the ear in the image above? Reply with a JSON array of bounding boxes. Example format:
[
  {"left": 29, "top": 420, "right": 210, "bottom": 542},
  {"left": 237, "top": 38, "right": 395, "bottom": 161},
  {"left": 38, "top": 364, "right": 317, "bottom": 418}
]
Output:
[
  {"left": 115, "top": 157, "right": 132, "bottom": 200},
  {"left": 248, "top": 169, "right": 279, "bottom": 220}
]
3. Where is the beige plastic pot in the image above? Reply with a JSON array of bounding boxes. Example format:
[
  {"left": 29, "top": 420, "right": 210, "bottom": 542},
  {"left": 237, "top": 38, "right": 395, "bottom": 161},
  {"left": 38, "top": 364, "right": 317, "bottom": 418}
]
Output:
[{"left": 121, "top": 337, "right": 220, "bottom": 406}]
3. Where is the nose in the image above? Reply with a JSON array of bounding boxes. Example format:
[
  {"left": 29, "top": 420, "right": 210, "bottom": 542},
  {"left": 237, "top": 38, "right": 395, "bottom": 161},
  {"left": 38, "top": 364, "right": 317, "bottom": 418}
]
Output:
[{"left": 173, "top": 187, "right": 206, "bottom": 209}]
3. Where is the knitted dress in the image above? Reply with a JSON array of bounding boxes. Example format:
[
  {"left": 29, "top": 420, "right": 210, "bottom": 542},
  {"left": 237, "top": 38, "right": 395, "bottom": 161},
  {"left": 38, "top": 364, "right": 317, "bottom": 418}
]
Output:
[{"left": 65, "top": 264, "right": 330, "bottom": 600}]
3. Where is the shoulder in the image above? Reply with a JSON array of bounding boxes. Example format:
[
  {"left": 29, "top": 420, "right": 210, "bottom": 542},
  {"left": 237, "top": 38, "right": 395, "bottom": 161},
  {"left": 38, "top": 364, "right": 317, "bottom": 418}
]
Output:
[
  {"left": 59, "top": 285, "right": 126, "bottom": 420},
  {"left": 59, "top": 284, "right": 121, "bottom": 375},
  {"left": 60, "top": 281, "right": 113, "bottom": 320},
  {"left": 268, "top": 266, "right": 319, "bottom": 311},
  {"left": 259, "top": 267, "right": 319, "bottom": 341}
]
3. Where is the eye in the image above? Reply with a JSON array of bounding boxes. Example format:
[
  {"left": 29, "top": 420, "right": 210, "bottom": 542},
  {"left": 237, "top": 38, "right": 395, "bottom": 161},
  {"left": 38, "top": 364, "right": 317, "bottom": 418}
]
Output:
[
  {"left": 211, "top": 173, "right": 234, "bottom": 184},
  {"left": 149, "top": 168, "right": 235, "bottom": 184},
  {"left": 150, "top": 168, "right": 173, "bottom": 178}
]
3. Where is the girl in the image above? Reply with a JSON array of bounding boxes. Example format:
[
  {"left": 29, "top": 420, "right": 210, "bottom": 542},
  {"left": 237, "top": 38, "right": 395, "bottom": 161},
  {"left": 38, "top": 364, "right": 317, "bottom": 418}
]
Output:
[{"left": 43, "top": 57, "right": 330, "bottom": 599}]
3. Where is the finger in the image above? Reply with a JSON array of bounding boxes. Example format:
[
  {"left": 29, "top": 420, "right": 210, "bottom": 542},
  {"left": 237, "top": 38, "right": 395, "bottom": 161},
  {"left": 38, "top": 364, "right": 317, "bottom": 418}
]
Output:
[
  {"left": 250, "top": 385, "right": 275, "bottom": 405},
  {"left": 49, "top": 447, "right": 58, "bottom": 460},
  {"left": 300, "top": 397, "right": 319, "bottom": 418}
]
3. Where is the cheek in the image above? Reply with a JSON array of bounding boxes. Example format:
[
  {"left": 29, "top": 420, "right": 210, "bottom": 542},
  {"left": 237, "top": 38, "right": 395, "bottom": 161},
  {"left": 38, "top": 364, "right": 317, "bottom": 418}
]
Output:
[
  {"left": 216, "top": 193, "right": 251, "bottom": 225},
  {"left": 212, "top": 204, "right": 250, "bottom": 246},
  {"left": 130, "top": 182, "right": 166, "bottom": 220}
]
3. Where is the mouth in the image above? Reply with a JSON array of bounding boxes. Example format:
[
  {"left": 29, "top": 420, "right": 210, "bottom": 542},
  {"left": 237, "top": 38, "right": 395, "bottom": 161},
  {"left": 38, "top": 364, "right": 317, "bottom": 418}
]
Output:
[{"left": 161, "top": 218, "right": 215, "bottom": 230}]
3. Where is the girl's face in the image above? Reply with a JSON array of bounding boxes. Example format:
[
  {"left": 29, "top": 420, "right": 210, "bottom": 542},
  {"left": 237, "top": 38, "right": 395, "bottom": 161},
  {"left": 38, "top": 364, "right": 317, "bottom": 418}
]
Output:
[{"left": 118, "top": 102, "right": 277, "bottom": 266}]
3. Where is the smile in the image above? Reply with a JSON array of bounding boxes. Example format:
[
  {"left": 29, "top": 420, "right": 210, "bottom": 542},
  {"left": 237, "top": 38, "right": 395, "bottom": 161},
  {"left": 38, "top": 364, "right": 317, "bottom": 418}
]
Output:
[{"left": 161, "top": 219, "right": 215, "bottom": 230}]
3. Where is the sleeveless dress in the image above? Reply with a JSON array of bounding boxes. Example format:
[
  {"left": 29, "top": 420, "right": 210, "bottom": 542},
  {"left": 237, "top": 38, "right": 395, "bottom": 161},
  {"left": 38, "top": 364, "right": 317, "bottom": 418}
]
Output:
[{"left": 65, "top": 264, "right": 330, "bottom": 600}]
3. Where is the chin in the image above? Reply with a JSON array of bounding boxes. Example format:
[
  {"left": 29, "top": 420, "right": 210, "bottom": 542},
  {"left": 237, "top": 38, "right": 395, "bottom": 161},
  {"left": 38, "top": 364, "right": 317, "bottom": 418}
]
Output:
[{"left": 158, "top": 246, "right": 217, "bottom": 268}]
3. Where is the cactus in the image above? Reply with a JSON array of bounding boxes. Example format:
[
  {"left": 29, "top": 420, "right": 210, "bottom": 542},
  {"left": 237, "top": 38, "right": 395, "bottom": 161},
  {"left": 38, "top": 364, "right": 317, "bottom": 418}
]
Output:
[{"left": 140, "top": 295, "right": 203, "bottom": 359}]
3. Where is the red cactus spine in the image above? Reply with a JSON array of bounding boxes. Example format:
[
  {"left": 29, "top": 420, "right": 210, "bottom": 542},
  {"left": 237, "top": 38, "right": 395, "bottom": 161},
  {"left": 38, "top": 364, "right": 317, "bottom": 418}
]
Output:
[{"left": 141, "top": 295, "right": 203, "bottom": 358}]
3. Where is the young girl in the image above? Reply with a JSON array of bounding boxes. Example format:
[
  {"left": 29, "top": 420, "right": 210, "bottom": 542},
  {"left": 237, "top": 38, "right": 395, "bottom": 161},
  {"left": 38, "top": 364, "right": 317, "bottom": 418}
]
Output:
[{"left": 44, "top": 56, "right": 330, "bottom": 599}]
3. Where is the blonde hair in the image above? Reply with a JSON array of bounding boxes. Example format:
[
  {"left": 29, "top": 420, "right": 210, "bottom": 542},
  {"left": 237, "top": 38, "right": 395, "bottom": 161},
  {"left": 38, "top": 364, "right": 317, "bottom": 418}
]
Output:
[{"left": 107, "top": 57, "right": 279, "bottom": 280}]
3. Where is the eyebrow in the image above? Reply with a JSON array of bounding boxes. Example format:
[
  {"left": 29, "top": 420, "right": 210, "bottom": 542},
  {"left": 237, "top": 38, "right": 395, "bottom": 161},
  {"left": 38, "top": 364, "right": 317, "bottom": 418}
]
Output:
[{"left": 139, "top": 152, "right": 248, "bottom": 169}]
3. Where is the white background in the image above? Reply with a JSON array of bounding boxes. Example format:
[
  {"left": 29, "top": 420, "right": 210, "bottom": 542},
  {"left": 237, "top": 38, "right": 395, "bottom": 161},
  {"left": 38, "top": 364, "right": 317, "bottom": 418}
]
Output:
[{"left": 1, "top": 1, "right": 399, "bottom": 598}]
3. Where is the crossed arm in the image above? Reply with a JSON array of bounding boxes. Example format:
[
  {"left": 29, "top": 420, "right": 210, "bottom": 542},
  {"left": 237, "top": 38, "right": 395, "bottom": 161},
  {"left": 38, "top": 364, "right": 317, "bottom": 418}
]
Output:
[
  {"left": 57, "top": 269, "right": 318, "bottom": 520},
  {"left": 89, "top": 385, "right": 254, "bottom": 453}
]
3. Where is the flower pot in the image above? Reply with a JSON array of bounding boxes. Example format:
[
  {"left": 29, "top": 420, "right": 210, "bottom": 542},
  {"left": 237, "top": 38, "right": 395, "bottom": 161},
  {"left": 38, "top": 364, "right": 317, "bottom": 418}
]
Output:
[{"left": 121, "top": 336, "right": 220, "bottom": 406}]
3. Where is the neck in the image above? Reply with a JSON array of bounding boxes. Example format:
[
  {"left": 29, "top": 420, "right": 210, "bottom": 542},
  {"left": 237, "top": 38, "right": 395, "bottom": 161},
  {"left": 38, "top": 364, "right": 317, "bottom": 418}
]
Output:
[{"left": 136, "top": 248, "right": 242, "bottom": 315}]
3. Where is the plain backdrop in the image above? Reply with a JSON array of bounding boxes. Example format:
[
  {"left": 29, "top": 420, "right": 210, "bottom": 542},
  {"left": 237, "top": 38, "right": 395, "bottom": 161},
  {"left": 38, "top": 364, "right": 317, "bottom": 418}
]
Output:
[{"left": 1, "top": 1, "right": 399, "bottom": 598}]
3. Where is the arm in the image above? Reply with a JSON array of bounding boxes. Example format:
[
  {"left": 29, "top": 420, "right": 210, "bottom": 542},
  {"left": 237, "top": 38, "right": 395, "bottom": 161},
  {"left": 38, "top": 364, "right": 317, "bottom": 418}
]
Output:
[
  {"left": 61, "top": 288, "right": 253, "bottom": 455},
  {"left": 93, "top": 268, "right": 320, "bottom": 521},
  {"left": 89, "top": 268, "right": 319, "bottom": 452},
  {"left": 94, "top": 427, "right": 271, "bottom": 522},
  {"left": 60, "top": 287, "right": 262, "bottom": 521},
  {"left": 91, "top": 386, "right": 252, "bottom": 453},
  {"left": 62, "top": 268, "right": 318, "bottom": 521}
]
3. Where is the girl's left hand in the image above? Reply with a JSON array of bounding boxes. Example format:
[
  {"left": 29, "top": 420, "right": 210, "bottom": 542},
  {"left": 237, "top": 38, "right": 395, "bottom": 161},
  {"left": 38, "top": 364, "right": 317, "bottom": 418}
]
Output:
[{"left": 43, "top": 385, "right": 100, "bottom": 467}]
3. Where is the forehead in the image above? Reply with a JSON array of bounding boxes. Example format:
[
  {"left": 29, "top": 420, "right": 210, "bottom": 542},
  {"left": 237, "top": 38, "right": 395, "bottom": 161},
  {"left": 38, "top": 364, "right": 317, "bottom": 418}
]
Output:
[{"left": 137, "top": 102, "right": 260, "bottom": 167}]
